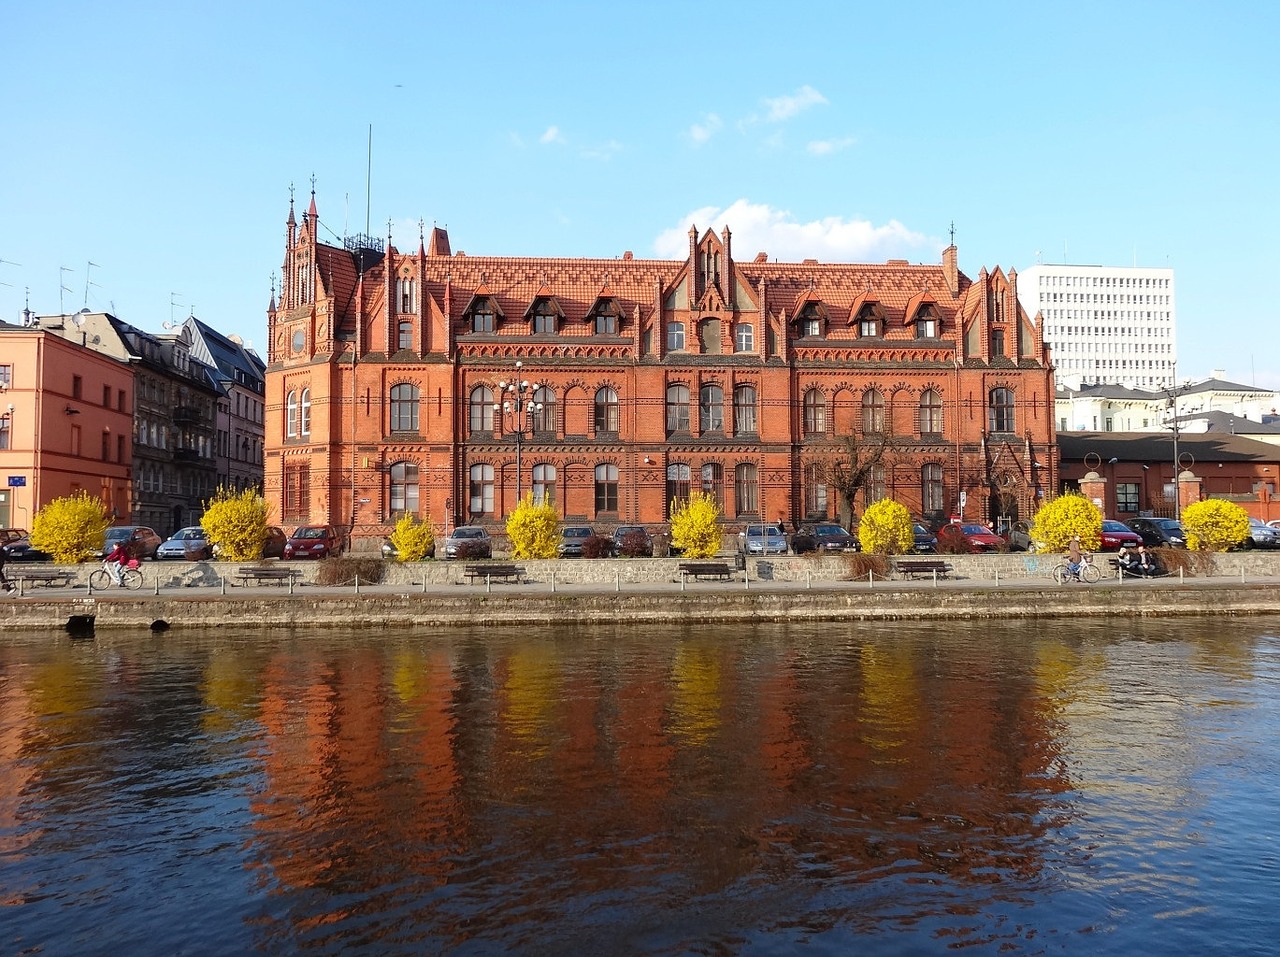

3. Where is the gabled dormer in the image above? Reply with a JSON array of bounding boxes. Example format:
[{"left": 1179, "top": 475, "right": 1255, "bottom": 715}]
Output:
[
  {"left": 588, "top": 285, "right": 624, "bottom": 335},
  {"left": 791, "top": 282, "right": 828, "bottom": 339},
  {"left": 525, "top": 284, "right": 564, "bottom": 335},
  {"left": 463, "top": 282, "right": 503, "bottom": 334},
  {"left": 903, "top": 288, "right": 941, "bottom": 339},
  {"left": 849, "top": 287, "right": 885, "bottom": 338}
]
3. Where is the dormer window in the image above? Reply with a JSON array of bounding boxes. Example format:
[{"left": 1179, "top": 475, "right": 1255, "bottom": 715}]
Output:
[
  {"left": 797, "top": 302, "right": 825, "bottom": 338},
  {"left": 471, "top": 301, "right": 496, "bottom": 333},
  {"left": 591, "top": 300, "right": 621, "bottom": 335},
  {"left": 532, "top": 300, "right": 559, "bottom": 335},
  {"left": 915, "top": 305, "right": 938, "bottom": 338},
  {"left": 857, "top": 306, "right": 881, "bottom": 338}
]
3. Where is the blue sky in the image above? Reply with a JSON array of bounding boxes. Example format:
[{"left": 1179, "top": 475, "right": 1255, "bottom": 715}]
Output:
[{"left": 3, "top": 1, "right": 1278, "bottom": 388}]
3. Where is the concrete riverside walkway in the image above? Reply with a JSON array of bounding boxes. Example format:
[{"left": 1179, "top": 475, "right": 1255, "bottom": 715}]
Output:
[{"left": 3, "top": 555, "right": 1279, "bottom": 632}]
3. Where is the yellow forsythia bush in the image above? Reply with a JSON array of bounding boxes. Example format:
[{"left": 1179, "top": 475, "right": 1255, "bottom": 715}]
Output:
[
  {"left": 506, "top": 493, "right": 559, "bottom": 559},
  {"left": 669, "top": 491, "right": 722, "bottom": 559},
  {"left": 1028, "top": 493, "right": 1102, "bottom": 553},
  {"left": 389, "top": 513, "right": 436, "bottom": 561},
  {"left": 1181, "top": 499, "right": 1249, "bottom": 551},
  {"left": 29, "top": 491, "right": 112, "bottom": 563},
  {"left": 201, "top": 487, "right": 272, "bottom": 561},
  {"left": 857, "top": 498, "right": 915, "bottom": 555}
]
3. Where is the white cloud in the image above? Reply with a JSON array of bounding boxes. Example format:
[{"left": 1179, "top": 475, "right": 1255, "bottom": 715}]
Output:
[
  {"left": 580, "top": 139, "right": 623, "bottom": 161},
  {"left": 688, "top": 113, "right": 723, "bottom": 146},
  {"left": 540, "top": 125, "right": 564, "bottom": 145},
  {"left": 653, "top": 200, "right": 934, "bottom": 264},
  {"left": 807, "top": 136, "right": 855, "bottom": 156},
  {"left": 762, "top": 85, "right": 827, "bottom": 122}
]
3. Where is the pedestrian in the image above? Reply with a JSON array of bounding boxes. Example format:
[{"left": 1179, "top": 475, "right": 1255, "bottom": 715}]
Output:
[{"left": 0, "top": 544, "right": 13, "bottom": 593}]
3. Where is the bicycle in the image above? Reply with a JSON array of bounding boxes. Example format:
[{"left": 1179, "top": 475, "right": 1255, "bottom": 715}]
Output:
[
  {"left": 1052, "top": 554, "right": 1100, "bottom": 584},
  {"left": 88, "top": 561, "right": 144, "bottom": 591}
]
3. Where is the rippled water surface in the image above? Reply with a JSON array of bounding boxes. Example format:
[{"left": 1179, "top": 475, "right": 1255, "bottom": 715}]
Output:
[{"left": 3, "top": 616, "right": 1280, "bottom": 955}]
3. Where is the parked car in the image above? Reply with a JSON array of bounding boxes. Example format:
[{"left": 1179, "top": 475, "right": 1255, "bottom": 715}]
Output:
[
  {"left": 1004, "top": 521, "right": 1032, "bottom": 552},
  {"left": 100, "top": 525, "right": 163, "bottom": 560},
  {"left": 611, "top": 525, "right": 654, "bottom": 557},
  {"left": 1100, "top": 519, "right": 1143, "bottom": 551},
  {"left": 283, "top": 524, "right": 345, "bottom": 560},
  {"left": 1242, "top": 518, "right": 1280, "bottom": 550},
  {"left": 0, "top": 528, "right": 25, "bottom": 548},
  {"left": 955, "top": 523, "right": 1005, "bottom": 552},
  {"left": 1126, "top": 517, "right": 1187, "bottom": 549},
  {"left": 156, "top": 526, "right": 212, "bottom": 560},
  {"left": 557, "top": 525, "right": 597, "bottom": 558},
  {"left": 442, "top": 525, "right": 492, "bottom": 559},
  {"left": 912, "top": 522, "right": 938, "bottom": 554},
  {"left": 381, "top": 535, "right": 436, "bottom": 560},
  {"left": 1, "top": 532, "right": 51, "bottom": 562},
  {"left": 792, "top": 522, "right": 859, "bottom": 554},
  {"left": 261, "top": 526, "right": 288, "bottom": 559},
  {"left": 1269, "top": 519, "right": 1280, "bottom": 530},
  {"left": 739, "top": 523, "right": 788, "bottom": 555}
]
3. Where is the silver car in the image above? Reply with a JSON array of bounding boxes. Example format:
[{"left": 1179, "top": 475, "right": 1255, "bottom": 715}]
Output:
[
  {"left": 1244, "top": 518, "right": 1280, "bottom": 549},
  {"left": 443, "top": 526, "right": 492, "bottom": 559},
  {"left": 739, "top": 523, "right": 788, "bottom": 555},
  {"left": 156, "top": 526, "right": 212, "bottom": 560}
]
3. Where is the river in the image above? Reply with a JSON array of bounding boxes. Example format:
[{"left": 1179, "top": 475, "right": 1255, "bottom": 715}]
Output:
[{"left": 3, "top": 616, "right": 1279, "bottom": 955}]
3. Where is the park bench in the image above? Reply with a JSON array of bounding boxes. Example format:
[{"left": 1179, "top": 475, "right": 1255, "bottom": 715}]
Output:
[
  {"left": 15, "top": 569, "right": 76, "bottom": 588},
  {"left": 463, "top": 563, "right": 525, "bottom": 584},
  {"left": 893, "top": 559, "right": 953, "bottom": 580},
  {"left": 678, "top": 561, "right": 735, "bottom": 581},
  {"left": 234, "top": 565, "right": 303, "bottom": 586}
]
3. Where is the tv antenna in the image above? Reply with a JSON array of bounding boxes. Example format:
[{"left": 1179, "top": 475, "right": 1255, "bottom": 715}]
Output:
[
  {"left": 83, "top": 261, "right": 101, "bottom": 309},
  {"left": 170, "top": 292, "right": 184, "bottom": 325},
  {"left": 59, "top": 266, "right": 74, "bottom": 314},
  {"left": 0, "top": 257, "right": 19, "bottom": 288}
]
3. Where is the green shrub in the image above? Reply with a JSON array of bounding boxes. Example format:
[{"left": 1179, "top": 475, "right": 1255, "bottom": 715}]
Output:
[
  {"left": 29, "top": 492, "right": 112, "bottom": 563},
  {"left": 669, "top": 491, "right": 722, "bottom": 559},
  {"left": 1180, "top": 499, "right": 1249, "bottom": 551},
  {"left": 202, "top": 487, "right": 272, "bottom": 561},
  {"left": 389, "top": 513, "right": 435, "bottom": 561},
  {"left": 506, "top": 494, "right": 559, "bottom": 559},
  {"left": 1028, "top": 493, "right": 1102, "bottom": 553},
  {"left": 856, "top": 499, "right": 914, "bottom": 554}
]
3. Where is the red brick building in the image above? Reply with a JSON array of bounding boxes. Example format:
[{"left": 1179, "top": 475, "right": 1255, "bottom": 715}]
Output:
[{"left": 265, "top": 190, "right": 1057, "bottom": 548}]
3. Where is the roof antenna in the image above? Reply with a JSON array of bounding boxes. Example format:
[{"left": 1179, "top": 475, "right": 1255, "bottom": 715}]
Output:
[
  {"left": 59, "top": 266, "right": 74, "bottom": 315},
  {"left": 83, "top": 261, "right": 100, "bottom": 308}
]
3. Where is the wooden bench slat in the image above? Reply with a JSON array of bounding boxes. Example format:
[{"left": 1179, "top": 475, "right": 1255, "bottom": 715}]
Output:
[
  {"left": 678, "top": 562, "right": 735, "bottom": 581},
  {"left": 463, "top": 564, "right": 525, "bottom": 583}
]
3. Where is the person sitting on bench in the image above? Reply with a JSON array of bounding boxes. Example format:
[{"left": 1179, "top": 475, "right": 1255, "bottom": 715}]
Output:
[
  {"left": 1117, "top": 545, "right": 1138, "bottom": 577},
  {"left": 1134, "top": 544, "right": 1160, "bottom": 578}
]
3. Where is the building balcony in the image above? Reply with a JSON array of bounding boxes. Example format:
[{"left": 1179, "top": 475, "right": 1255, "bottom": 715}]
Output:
[
  {"left": 174, "top": 447, "right": 200, "bottom": 464},
  {"left": 174, "top": 406, "right": 201, "bottom": 425}
]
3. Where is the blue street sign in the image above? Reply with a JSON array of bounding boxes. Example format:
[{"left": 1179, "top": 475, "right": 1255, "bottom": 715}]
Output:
[{"left": 7, "top": 476, "right": 25, "bottom": 487}]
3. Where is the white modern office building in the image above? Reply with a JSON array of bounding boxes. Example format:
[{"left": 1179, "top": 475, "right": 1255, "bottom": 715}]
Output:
[{"left": 1017, "top": 263, "right": 1176, "bottom": 391}]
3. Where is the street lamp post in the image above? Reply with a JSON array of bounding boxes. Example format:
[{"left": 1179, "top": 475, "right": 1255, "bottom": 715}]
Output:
[
  {"left": 493, "top": 361, "right": 542, "bottom": 504},
  {"left": 1165, "top": 366, "right": 1185, "bottom": 523}
]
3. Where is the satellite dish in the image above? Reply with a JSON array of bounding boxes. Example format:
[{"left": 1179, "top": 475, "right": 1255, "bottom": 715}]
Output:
[{"left": 72, "top": 312, "right": 85, "bottom": 327}]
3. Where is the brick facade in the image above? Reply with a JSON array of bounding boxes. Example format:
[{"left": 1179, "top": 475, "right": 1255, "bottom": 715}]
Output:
[{"left": 265, "top": 190, "right": 1058, "bottom": 548}]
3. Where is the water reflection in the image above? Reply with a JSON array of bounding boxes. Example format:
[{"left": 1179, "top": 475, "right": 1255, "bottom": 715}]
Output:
[{"left": 2, "top": 617, "right": 1279, "bottom": 955}]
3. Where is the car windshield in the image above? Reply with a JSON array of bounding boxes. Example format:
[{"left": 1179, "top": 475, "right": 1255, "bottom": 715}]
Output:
[
  {"left": 175, "top": 529, "right": 202, "bottom": 540},
  {"left": 747, "top": 525, "right": 782, "bottom": 536},
  {"left": 1102, "top": 521, "right": 1129, "bottom": 531},
  {"left": 295, "top": 528, "right": 325, "bottom": 539},
  {"left": 453, "top": 528, "right": 483, "bottom": 539},
  {"left": 564, "top": 528, "right": 592, "bottom": 538},
  {"left": 814, "top": 525, "right": 843, "bottom": 535},
  {"left": 105, "top": 529, "right": 132, "bottom": 542},
  {"left": 961, "top": 525, "right": 990, "bottom": 535},
  {"left": 914, "top": 524, "right": 930, "bottom": 534}
]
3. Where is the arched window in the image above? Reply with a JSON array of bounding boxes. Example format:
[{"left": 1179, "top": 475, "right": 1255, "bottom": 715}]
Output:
[
  {"left": 922, "top": 463, "right": 944, "bottom": 515},
  {"left": 533, "top": 386, "right": 556, "bottom": 434},
  {"left": 667, "top": 321, "right": 685, "bottom": 351},
  {"left": 734, "top": 385, "right": 757, "bottom": 435},
  {"left": 699, "top": 384, "right": 724, "bottom": 432},
  {"left": 532, "top": 464, "right": 556, "bottom": 506},
  {"left": 867, "top": 464, "right": 886, "bottom": 504},
  {"left": 804, "top": 463, "right": 828, "bottom": 517},
  {"left": 989, "top": 387, "right": 1015, "bottom": 433},
  {"left": 398, "top": 320, "right": 413, "bottom": 351},
  {"left": 390, "top": 383, "right": 419, "bottom": 433},
  {"left": 533, "top": 300, "right": 558, "bottom": 335},
  {"left": 666, "top": 384, "right": 690, "bottom": 433},
  {"left": 299, "top": 388, "right": 311, "bottom": 437},
  {"left": 285, "top": 390, "right": 298, "bottom": 438},
  {"left": 595, "top": 463, "right": 618, "bottom": 514},
  {"left": 918, "top": 389, "right": 943, "bottom": 436},
  {"left": 735, "top": 463, "right": 758, "bottom": 516},
  {"left": 469, "top": 463, "right": 494, "bottom": 515},
  {"left": 862, "top": 389, "right": 885, "bottom": 434},
  {"left": 389, "top": 461, "right": 419, "bottom": 515},
  {"left": 666, "top": 463, "right": 691, "bottom": 514},
  {"left": 594, "top": 387, "right": 619, "bottom": 434},
  {"left": 803, "top": 388, "right": 826, "bottom": 435},
  {"left": 469, "top": 386, "right": 494, "bottom": 435},
  {"left": 398, "top": 277, "right": 415, "bottom": 312},
  {"left": 702, "top": 462, "right": 723, "bottom": 508},
  {"left": 735, "top": 323, "right": 754, "bottom": 352}
]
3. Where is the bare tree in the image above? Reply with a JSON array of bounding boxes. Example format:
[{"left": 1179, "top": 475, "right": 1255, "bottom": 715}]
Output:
[{"left": 812, "top": 432, "right": 899, "bottom": 527}]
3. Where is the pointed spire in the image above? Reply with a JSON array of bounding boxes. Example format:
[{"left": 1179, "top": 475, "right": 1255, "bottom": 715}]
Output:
[
  {"left": 287, "top": 182, "right": 296, "bottom": 226},
  {"left": 418, "top": 218, "right": 426, "bottom": 257},
  {"left": 308, "top": 173, "right": 318, "bottom": 220}
]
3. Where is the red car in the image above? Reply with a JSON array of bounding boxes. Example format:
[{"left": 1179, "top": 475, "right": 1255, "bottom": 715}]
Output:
[
  {"left": 956, "top": 523, "right": 1005, "bottom": 551},
  {"left": 1100, "top": 519, "right": 1142, "bottom": 552},
  {"left": 283, "top": 524, "right": 345, "bottom": 559}
]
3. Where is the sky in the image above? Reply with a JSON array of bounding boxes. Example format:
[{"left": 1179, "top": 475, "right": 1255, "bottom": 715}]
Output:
[{"left": 3, "top": 1, "right": 1278, "bottom": 388}]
